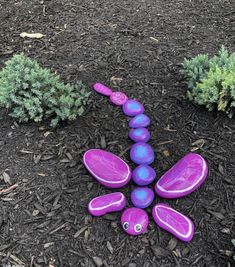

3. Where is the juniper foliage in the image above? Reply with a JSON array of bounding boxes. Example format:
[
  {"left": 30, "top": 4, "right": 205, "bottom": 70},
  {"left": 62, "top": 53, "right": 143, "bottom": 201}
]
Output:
[
  {"left": 0, "top": 54, "right": 90, "bottom": 127},
  {"left": 182, "top": 46, "right": 235, "bottom": 117}
]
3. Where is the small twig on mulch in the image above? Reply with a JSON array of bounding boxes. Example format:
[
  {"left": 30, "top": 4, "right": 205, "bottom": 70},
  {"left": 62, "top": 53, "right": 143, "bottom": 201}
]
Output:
[
  {"left": 0, "top": 183, "right": 18, "bottom": 195},
  {"left": 0, "top": 252, "right": 25, "bottom": 266}
]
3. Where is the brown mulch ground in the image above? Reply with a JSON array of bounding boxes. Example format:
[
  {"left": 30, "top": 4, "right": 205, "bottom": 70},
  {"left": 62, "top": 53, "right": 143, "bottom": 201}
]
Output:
[{"left": 0, "top": 0, "right": 234, "bottom": 266}]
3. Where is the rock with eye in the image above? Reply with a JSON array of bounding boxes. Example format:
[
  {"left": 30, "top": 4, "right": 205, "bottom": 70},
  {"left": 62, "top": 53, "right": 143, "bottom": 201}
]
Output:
[{"left": 121, "top": 207, "right": 149, "bottom": 236}]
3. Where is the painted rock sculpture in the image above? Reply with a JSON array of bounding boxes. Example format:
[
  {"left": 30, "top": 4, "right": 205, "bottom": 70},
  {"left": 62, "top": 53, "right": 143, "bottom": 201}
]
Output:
[
  {"left": 83, "top": 149, "right": 131, "bottom": 188},
  {"left": 130, "top": 142, "right": 154, "bottom": 165},
  {"left": 132, "top": 164, "right": 156, "bottom": 186},
  {"left": 123, "top": 100, "right": 144, "bottom": 116},
  {"left": 121, "top": 207, "right": 149, "bottom": 236},
  {"left": 129, "top": 114, "right": 151, "bottom": 128},
  {"left": 129, "top": 128, "right": 150, "bottom": 143},
  {"left": 152, "top": 203, "right": 194, "bottom": 242},
  {"left": 85, "top": 83, "right": 209, "bottom": 241},
  {"left": 155, "top": 153, "right": 208, "bottom": 198},
  {"left": 131, "top": 187, "right": 154, "bottom": 209},
  {"left": 88, "top": 192, "right": 126, "bottom": 216}
]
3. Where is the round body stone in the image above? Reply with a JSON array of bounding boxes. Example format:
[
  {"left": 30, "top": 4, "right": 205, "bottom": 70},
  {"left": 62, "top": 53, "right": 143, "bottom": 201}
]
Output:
[
  {"left": 122, "top": 100, "right": 144, "bottom": 116},
  {"left": 93, "top": 83, "right": 112, "bottom": 96},
  {"left": 121, "top": 207, "right": 149, "bottom": 236},
  {"left": 131, "top": 187, "right": 154, "bottom": 209},
  {"left": 130, "top": 142, "right": 155, "bottom": 165},
  {"left": 129, "top": 114, "right": 150, "bottom": 128},
  {"left": 129, "top": 128, "right": 150, "bottom": 143},
  {"left": 132, "top": 164, "right": 156, "bottom": 186},
  {"left": 110, "top": 92, "right": 128, "bottom": 106}
]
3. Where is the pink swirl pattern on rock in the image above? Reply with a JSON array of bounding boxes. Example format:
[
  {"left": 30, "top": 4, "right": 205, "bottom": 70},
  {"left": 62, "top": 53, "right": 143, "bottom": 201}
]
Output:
[
  {"left": 93, "top": 83, "right": 113, "bottom": 96},
  {"left": 155, "top": 153, "right": 208, "bottom": 198},
  {"left": 110, "top": 92, "right": 128, "bottom": 106},
  {"left": 88, "top": 192, "right": 126, "bottom": 216},
  {"left": 152, "top": 203, "right": 194, "bottom": 242},
  {"left": 83, "top": 149, "right": 132, "bottom": 188}
]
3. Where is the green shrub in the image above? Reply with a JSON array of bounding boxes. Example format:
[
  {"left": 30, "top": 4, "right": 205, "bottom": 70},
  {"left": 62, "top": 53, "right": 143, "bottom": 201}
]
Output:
[
  {"left": 182, "top": 46, "right": 235, "bottom": 117},
  {"left": 0, "top": 54, "right": 90, "bottom": 127}
]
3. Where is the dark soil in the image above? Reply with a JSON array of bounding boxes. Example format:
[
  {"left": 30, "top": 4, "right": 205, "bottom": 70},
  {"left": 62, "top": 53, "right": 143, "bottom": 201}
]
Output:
[{"left": 0, "top": 0, "right": 235, "bottom": 266}]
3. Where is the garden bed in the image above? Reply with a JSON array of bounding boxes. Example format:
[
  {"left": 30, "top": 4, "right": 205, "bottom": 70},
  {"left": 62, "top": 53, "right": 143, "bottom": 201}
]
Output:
[{"left": 0, "top": 0, "right": 234, "bottom": 266}]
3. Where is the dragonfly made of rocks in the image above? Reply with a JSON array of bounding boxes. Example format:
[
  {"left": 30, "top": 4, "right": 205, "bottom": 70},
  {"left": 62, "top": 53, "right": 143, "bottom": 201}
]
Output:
[{"left": 83, "top": 83, "right": 208, "bottom": 242}]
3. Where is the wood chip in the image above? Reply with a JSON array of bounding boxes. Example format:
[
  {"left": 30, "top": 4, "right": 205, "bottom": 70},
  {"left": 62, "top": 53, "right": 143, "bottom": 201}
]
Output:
[
  {"left": 92, "top": 256, "right": 103, "bottom": 267},
  {"left": 20, "top": 32, "right": 44, "bottom": 39},
  {"left": 44, "top": 242, "right": 54, "bottom": 248},
  {"left": 221, "top": 228, "right": 230, "bottom": 234},
  {"left": 33, "top": 154, "right": 41, "bottom": 164},
  {"left": 110, "top": 76, "right": 122, "bottom": 83},
  {"left": 20, "top": 149, "right": 33, "bottom": 154},
  {"left": 162, "top": 149, "right": 171, "bottom": 157},
  {"left": 150, "top": 36, "right": 159, "bottom": 43},
  {"left": 107, "top": 241, "right": 113, "bottom": 254},
  {"left": 207, "top": 210, "right": 225, "bottom": 220},
  {"left": 167, "top": 238, "right": 178, "bottom": 251},
  {"left": 0, "top": 184, "right": 18, "bottom": 195},
  {"left": 219, "top": 250, "right": 233, "bottom": 256},
  {"left": 32, "top": 209, "right": 40, "bottom": 216},
  {"left": 37, "top": 173, "right": 48, "bottom": 177},
  {"left": 0, "top": 252, "right": 25, "bottom": 266},
  {"left": 49, "top": 222, "right": 67, "bottom": 234},
  {"left": 100, "top": 136, "right": 106, "bottom": 149},
  {"left": 44, "top": 131, "right": 52, "bottom": 137},
  {"left": 74, "top": 226, "right": 87, "bottom": 238},
  {"left": 2, "top": 171, "right": 12, "bottom": 185},
  {"left": 151, "top": 246, "right": 169, "bottom": 258}
]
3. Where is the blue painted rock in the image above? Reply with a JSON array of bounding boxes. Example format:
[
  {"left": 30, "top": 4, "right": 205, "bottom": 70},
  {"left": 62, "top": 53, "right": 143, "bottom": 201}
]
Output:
[
  {"left": 129, "top": 114, "right": 150, "bottom": 128},
  {"left": 152, "top": 203, "right": 194, "bottom": 242},
  {"left": 83, "top": 149, "right": 132, "bottom": 188},
  {"left": 132, "top": 164, "right": 156, "bottom": 186},
  {"left": 129, "top": 128, "right": 150, "bottom": 143},
  {"left": 155, "top": 153, "right": 208, "bottom": 198},
  {"left": 131, "top": 187, "right": 154, "bottom": 209},
  {"left": 122, "top": 100, "right": 144, "bottom": 116},
  {"left": 88, "top": 192, "right": 126, "bottom": 216},
  {"left": 130, "top": 142, "right": 154, "bottom": 165}
]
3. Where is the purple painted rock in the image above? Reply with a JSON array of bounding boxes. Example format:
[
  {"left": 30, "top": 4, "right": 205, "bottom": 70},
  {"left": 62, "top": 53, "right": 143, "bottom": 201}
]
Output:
[
  {"left": 88, "top": 192, "right": 126, "bottom": 216},
  {"left": 132, "top": 164, "right": 156, "bottom": 186},
  {"left": 155, "top": 153, "right": 208, "bottom": 198},
  {"left": 122, "top": 100, "right": 144, "bottom": 116},
  {"left": 129, "top": 114, "right": 150, "bottom": 128},
  {"left": 121, "top": 207, "right": 149, "bottom": 236},
  {"left": 83, "top": 149, "right": 132, "bottom": 188},
  {"left": 129, "top": 128, "right": 150, "bottom": 143},
  {"left": 130, "top": 142, "right": 154, "bottom": 165},
  {"left": 131, "top": 187, "right": 154, "bottom": 209},
  {"left": 110, "top": 92, "right": 128, "bottom": 106},
  {"left": 152, "top": 203, "right": 194, "bottom": 242},
  {"left": 93, "top": 83, "right": 112, "bottom": 96}
]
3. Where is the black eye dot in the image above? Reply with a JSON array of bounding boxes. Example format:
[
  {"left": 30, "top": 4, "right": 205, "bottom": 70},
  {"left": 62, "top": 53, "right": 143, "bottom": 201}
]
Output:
[
  {"left": 123, "top": 222, "right": 129, "bottom": 230},
  {"left": 135, "top": 224, "right": 142, "bottom": 232}
]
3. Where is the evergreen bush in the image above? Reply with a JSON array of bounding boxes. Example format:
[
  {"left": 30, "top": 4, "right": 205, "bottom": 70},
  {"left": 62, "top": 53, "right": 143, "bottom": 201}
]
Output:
[
  {"left": 182, "top": 46, "right": 235, "bottom": 117},
  {"left": 0, "top": 54, "right": 90, "bottom": 127}
]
